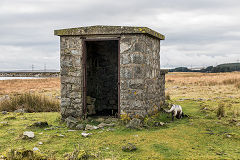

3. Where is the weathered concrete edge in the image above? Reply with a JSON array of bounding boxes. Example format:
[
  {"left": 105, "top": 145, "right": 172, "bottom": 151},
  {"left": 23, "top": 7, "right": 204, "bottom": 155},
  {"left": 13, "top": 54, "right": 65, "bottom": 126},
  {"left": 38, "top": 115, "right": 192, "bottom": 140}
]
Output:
[{"left": 54, "top": 26, "right": 165, "bottom": 40}]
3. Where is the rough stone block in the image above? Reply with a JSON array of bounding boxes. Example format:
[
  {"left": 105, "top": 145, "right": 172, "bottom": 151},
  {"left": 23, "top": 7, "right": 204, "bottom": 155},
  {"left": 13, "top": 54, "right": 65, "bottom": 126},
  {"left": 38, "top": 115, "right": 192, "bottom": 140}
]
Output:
[
  {"left": 130, "top": 53, "right": 145, "bottom": 64},
  {"left": 122, "top": 54, "right": 130, "bottom": 64},
  {"left": 134, "top": 42, "right": 146, "bottom": 53},
  {"left": 70, "top": 49, "right": 79, "bottom": 55},
  {"left": 121, "top": 67, "right": 132, "bottom": 79},
  {"left": 120, "top": 43, "right": 131, "bottom": 53},
  {"left": 133, "top": 66, "right": 144, "bottom": 78},
  {"left": 61, "top": 98, "right": 70, "bottom": 107},
  {"left": 129, "top": 79, "right": 144, "bottom": 89},
  {"left": 72, "top": 84, "right": 81, "bottom": 91},
  {"left": 69, "top": 92, "right": 81, "bottom": 99}
]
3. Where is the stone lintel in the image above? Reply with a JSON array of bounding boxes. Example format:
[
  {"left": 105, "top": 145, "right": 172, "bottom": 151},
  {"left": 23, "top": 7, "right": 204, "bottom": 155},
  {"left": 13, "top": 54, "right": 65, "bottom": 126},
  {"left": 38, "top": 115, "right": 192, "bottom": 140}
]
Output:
[{"left": 54, "top": 25, "right": 165, "bottom": 40}]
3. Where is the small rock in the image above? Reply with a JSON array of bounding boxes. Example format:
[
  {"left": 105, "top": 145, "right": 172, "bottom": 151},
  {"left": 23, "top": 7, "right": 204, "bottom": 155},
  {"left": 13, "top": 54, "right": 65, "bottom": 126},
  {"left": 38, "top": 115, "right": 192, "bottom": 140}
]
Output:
[
  {"left": 33, "top": 147, "right": 39, "bottom": 151},
  {"left": 85, "top": 124, "right": 99, "bottom": 130},
  {"left": 14, "top": 108, "right": 25, "bottom": 113},
  {"left": 159, "top": 122, "right": 165, "bottom": 126},
  {"left": 59, "top": 134, "right": 65, "bottom": 137},
  {"left": 44, "top": 127, "right": 55, "bottom": 130},
  {"left": 106, "top": 128, "right": 115, "bottom": 131},
  {"left": 1, "top": 111, "right": 7, "bottom": 115},
  {"left": 0, "top": 121, "right": 8, "bottom": 126},
  {"left": 67, "top": 130, "right": 77, "bottom": 132},
  {"left": 55, "top": 96, "right": 61, "bottom": 99},
  {"left": 105, "top": 118, "right": 118, "bottom": 124},
  {"left": 95, "top": 117, "right": 105, "bottom": 123},
  {"left": 226, "top": 134, "right": 232, "bottom": 138},
  {"left": 29, "top": 121, "right": 48, "bottom": 128},
  {"left": 23, "top": 131, "right": 34, "bottom": 139},
  {"left": 98, "top": 122, "right": 115, "bottom": 128},
  {"left": 38, "top": 142, "right": 43, "bottom": 145},
  {"left": 216, "top": 152, "right": 223, "bottom": 155},
  {"left": 126, "top": 118, "right": 142, "bottom": 129},
  {"left": 106, "top": 123, "right": 115, "bottom": 127},
  {"left": 122, "top": 143, "right": 137, "bottom": 152},
  {"left": 236, "top": 122, "right": 240, "bottom": 126},
  {"left": 76, "top": 124, "right": 85, "bottom": 130},
  {"left": 65, "top": 116, "right": 78, "bottom": 129},
  {"left": 154, "top": 122, "right": 165, "bottom": 126},
  {"left": 81, "top": 132, "right": 92, "bottom": 137},
  {"left": 172, "top": 86, "right": 179, "bottom": 89},
  {"left": 0, "top": 155, "right": 6, "bottom": 159},
  {"left": 98, "top": 122, "right": 107, "bottom": 128}
]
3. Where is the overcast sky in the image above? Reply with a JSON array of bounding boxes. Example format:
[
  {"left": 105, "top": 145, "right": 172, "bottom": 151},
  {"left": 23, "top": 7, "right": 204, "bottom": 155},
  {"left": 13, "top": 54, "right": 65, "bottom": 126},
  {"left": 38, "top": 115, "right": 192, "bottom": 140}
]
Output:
[{"left": 0, "top": 0, "right": 240, "bottom": 70}]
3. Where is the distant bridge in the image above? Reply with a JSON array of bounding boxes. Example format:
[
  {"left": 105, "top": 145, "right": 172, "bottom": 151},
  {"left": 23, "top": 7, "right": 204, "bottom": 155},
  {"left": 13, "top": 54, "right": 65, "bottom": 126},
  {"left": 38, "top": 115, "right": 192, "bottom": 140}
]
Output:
[{"left": 0, "top": 72, "right": 60, "bottom": 77}]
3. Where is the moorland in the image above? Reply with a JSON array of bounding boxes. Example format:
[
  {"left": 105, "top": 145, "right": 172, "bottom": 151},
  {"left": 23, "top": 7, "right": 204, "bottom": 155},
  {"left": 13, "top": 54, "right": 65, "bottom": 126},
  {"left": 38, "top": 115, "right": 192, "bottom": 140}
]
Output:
[{"left": 0, "top": 72, "right": 239, "bottom": 159}]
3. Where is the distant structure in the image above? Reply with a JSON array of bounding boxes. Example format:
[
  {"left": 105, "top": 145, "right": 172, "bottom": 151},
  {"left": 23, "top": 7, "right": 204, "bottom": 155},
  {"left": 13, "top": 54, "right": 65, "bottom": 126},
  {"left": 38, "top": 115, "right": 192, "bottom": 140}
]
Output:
[
  {"left": 55, "top": 25, "right": 167, "bottom": 119},
  {"left": 0, "top": 71, "right": 59, "bottom": 77}
]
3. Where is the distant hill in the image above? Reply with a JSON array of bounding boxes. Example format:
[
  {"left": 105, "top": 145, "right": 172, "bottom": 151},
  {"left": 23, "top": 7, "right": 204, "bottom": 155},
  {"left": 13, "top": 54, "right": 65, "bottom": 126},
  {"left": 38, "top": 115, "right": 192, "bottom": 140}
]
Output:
[{"left": 169, "top": 63, "right": 240, "bottom": 73}]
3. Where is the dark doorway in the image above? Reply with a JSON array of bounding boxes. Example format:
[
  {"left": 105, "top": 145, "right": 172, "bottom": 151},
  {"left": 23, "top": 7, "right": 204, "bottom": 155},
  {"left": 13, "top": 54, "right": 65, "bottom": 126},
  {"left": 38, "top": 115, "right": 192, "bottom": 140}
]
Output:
[{"left": 85, "top": 40, "right": 119, "bottom": 117}]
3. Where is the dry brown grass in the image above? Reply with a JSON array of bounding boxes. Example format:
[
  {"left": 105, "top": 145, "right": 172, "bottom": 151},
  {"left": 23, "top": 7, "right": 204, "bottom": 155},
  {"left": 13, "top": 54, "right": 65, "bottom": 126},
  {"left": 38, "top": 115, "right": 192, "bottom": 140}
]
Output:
[
  {"left": 0, "top": 93, "right": 60, "bottom": 112},
  {"left": 166, "top": 72, "right": 240, "bottom": 117},
  {"left": 235, "top": 81, "right": 240, "bottom": 89},
  {"left": 166, "top": 72, "right": 240, "bottom": 86},
  {"left": 166, "top": 72, "right": 240, "bottom": 99},
  {"left": 0, "top": 78, "right": 60, "bottom": 96}
]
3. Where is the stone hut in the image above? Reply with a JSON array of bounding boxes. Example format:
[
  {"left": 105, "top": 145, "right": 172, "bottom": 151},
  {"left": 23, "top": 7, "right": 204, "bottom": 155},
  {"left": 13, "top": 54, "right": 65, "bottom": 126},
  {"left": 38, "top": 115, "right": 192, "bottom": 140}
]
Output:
[{"left": 54, "top": 25, "right": 167, "bottom": 119}]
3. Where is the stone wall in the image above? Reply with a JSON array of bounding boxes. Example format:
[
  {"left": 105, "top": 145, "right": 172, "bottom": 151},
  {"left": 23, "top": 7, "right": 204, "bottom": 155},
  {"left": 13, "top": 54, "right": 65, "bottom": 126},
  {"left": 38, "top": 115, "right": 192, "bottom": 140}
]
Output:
[
  {"left": 160, "top": 70, "right": 167, "bottom": 103},
  {"left": 119, "top": 34, "right": 165, "bottom": 117},
  {"left": 60, "top": 36, "right": 83, "bottom": 119},
  {"left": 60, "top": 34, "right": 166, "bottom": 120}
]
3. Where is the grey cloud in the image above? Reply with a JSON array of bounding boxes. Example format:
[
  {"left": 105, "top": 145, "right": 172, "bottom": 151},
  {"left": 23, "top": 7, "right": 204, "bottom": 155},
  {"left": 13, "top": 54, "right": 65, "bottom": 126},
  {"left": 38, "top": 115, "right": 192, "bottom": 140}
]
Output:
[{"left": 0, "top": 0, "right": 240, "bottom": 70}]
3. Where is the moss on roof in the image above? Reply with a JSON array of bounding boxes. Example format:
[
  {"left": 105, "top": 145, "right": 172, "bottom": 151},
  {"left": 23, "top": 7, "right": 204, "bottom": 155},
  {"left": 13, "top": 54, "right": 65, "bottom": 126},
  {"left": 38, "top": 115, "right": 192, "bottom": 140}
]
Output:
[{"left": 54, "top": 25, "right": 165, "bottom": 40}]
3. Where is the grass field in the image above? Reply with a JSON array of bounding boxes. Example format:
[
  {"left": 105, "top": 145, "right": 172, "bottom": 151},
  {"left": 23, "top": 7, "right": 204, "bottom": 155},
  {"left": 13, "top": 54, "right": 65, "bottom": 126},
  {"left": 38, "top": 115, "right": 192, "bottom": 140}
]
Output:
[
  {"left": 0, "top": 73, "right": 239, "bottom": 159},
  {"left": 0, "top": 78, "right": 60, "bottom": 98}
]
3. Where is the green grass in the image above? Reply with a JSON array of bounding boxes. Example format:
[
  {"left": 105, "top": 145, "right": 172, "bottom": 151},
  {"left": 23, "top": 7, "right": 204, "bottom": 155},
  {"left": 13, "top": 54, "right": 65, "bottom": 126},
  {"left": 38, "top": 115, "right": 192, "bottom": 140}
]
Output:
[{"left": 0, "top": 100, "right": 239, "bottom": 159}]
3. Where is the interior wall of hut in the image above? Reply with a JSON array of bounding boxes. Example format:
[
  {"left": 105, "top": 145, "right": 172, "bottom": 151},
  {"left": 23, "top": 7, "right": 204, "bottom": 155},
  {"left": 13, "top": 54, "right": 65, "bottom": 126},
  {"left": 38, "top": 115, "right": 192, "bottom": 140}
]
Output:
[{"left": 86, "top": 40, "right": 118, "bottom": 116}]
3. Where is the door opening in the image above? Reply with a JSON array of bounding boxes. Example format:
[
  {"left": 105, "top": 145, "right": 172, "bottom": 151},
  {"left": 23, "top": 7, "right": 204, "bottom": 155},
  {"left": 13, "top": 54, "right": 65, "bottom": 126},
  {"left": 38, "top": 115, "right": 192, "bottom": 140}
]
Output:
[{"left": 84, "top": 40, "right": 119, "bottom": 117}]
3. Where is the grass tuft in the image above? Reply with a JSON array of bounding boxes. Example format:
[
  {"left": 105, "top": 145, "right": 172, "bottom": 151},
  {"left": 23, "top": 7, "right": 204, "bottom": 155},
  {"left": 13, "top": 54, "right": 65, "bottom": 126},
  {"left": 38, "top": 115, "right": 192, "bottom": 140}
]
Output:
[
  {"left": 64, "top": 144, "right": 98, "bottom": 160},
  {"left": 165, "top": 92, "right": 171, "bottom": 101},
  {"left": 216, "top": 103, "right": 225, "bottom": 118},
  {"left": 235, "top": 82, "right": 240, "bottom": 89},
  {"left": 0, "top": 93, "right": 60, "bottom": 112},
  {"left": 2, "top": 148, "right": 52, "bottom": 160}
]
